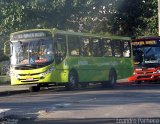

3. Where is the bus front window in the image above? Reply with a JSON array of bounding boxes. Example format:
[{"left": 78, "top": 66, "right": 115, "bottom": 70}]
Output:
[
  {"left": 133, "top": 46, "right": 160, "bottom": 66},
  {"left": 11, "top": 39, "right": 54, "bottom": 66}
]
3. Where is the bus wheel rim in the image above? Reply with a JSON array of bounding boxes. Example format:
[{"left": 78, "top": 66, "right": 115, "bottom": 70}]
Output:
[
  {"left": 111, "top": 75, "right": 115, "bottom": 85},
  {"left": 70, "top": 75, "right": 76, "bottom": 86}
]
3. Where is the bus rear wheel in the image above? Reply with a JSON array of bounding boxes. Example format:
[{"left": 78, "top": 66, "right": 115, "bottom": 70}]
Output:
[
  {"left": 65, "top": 70, "right": 78, "bottom": 90},
  {"left": 108, "top": 70, "right": 117, "bottom": 87},
  {"left": 101, "top": 70, "right": 117, "bottom": 88}
]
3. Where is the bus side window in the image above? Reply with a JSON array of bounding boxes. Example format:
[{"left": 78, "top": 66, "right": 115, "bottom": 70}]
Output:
[
  {"left": 102, "top": 39, "right": 112, "bottom": 57},
  {"left": 92, "top": 38, "right": 102, "bottom": 57},
  {"left": 80, "top": 37, "right": 91, "bottom": 57},
  {"left": 123, "top": 41, "right": 131, "bottom": 58},
  {"left": 55, "top": 34, "right": 66, "bottom": 63},
  {"left": 68, "top": 35, "right": 80, "bottom": 56},
  {"left": 112, "top": 40, "right": 122, "bottom": 57}
]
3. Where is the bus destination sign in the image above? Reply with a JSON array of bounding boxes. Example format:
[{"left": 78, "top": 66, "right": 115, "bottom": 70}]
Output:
[
  {"left": 11, "top": 31, "right": 51, "bottom": 40},
  {"left": 132, "top": 40, "right": 157, "bottom": 46}
]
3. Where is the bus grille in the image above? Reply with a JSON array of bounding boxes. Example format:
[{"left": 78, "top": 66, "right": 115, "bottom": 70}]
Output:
[
  {"left": 19, "top": 73, "right": 41, "bottom": 76},
  {"left": 21, "top": 80, "right": 39, "bottom": 82},
  {"left": 19, "top": 78, "right": 40, "bottom": 82},
  {"left": 137, "top": 72, "right": 154, "bottom": 75},
  {"left": 137, "top": 76, "right": 151, "bottom": 79}
]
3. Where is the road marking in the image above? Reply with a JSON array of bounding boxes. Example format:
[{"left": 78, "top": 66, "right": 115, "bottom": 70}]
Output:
[
  {"left": 55, "top": 103, "right": 72, "bottom": 108},
  {"left": 0, "top": 108, "right": 11, "bottom": 118},
  {"left": 0, "top": 108, "right": 10, "bottom": 114}
]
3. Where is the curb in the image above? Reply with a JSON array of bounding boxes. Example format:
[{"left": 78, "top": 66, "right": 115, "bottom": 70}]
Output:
[{"left": 0, "top": 89, "right": 29, "bottom": 97}]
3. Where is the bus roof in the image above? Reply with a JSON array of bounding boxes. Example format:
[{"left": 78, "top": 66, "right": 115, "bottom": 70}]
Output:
[{"left": 10, "top": 28, "right": 131, "bottom": 40}]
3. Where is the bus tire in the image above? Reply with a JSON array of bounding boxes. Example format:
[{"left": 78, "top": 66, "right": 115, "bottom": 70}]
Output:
[
  {"left": 65, "top": 70, "right": 79, "bottom": 90},
  {"left": 102, "top": 70, "right": 117, "bottom": 88},
  {"left": 29, "top": 86, "right": 40, "bottom": 92},
  {"left": 108, "top": 70, "right": 117, "bottom": 87}
]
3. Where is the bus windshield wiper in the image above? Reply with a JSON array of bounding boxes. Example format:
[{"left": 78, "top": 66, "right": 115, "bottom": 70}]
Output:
[{"left": 145, "top": 47, "right": 152, "bottom": 54}]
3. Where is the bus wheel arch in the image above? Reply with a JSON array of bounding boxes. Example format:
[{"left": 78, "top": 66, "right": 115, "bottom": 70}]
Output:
[{"left": 65, "top": 69, "right": 79, "bottom": 90}]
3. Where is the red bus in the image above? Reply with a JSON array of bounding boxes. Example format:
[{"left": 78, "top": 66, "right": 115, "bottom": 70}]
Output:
[{"left": 128, "top": 36, "right": 160, "bottom": 84}]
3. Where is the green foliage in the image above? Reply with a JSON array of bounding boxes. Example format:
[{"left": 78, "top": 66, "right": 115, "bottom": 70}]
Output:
[
  {"left": 0, "top": 0, "right": 158, "bottom": 36},
  {"left": 0, "top": 0, "right": 158, "bottom": 62},
  {"left": 108, "top": 0, "right": 158, "bottom": 36}
]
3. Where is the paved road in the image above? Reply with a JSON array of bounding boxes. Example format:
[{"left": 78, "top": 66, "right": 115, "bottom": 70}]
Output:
[{"left": 0, "top": 83, "right": 160, "bottom": 123}]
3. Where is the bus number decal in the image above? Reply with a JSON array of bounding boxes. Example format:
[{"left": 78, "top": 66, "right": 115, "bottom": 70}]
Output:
[{"left": 78, "top": 61, "right": 88, "bottom": 65}]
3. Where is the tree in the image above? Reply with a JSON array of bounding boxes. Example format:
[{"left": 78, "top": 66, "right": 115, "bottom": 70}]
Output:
[
  {"left": 107, "top": 0, "right": 158, "bottom": 36},
  {"left": 0, "top": 0, "right": 158, "bottom": 62}
]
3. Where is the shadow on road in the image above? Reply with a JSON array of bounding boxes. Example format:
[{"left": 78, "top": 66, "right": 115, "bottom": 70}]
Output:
[
  {"left": 0, "top": 82, "right": 160, "bottom": 123},
  {"left": 44, "top": 82, "right": 160, "bottom": 94},
  {"left": 26, "top": 118, "right": 121, "bottom": 124},
  {"left": 1, "top": 117, "right": 118, "bottom": 124}
]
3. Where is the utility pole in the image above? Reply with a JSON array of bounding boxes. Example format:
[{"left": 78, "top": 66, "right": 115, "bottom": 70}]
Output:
[{"left": 158, "top": 0, "right": 160, "bottom": 35}]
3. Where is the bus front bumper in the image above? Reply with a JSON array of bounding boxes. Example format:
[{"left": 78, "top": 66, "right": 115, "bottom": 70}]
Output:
[
  {"left": 11, "top": 73, "right": 53, "bottom": 85},
  {"left": 128, "top": 73, "right": 160, "bottom": 82}
]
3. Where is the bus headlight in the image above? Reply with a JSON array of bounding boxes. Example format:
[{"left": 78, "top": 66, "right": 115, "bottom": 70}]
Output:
[
  {"left": 10, "top": 71, "right": 20, "bottom": 78},
  {"left": 40, "top": 66, "right": 54, "bottom": 77}
]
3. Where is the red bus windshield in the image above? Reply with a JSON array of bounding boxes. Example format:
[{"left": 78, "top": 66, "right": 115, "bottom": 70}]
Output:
[{"left": 133, "top": 38, "right": 160, "bottom": 67}]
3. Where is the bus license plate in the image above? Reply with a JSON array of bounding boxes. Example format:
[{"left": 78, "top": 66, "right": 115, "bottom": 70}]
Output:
[{"left": 26, "top": 78, "right": 33, "bottom": 81}]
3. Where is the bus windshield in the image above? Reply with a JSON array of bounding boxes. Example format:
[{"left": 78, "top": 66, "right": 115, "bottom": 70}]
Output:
[
  {"left": 134, "top": 46, "right": 160, "bottom": 66},
  {"left": 11, "top": 39, "right": 54, "bottom": 66}
]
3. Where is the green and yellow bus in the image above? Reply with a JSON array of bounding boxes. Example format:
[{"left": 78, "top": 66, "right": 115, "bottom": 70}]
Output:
[{"left": 5, "top": 29, "right": 133, "bottom": 91}]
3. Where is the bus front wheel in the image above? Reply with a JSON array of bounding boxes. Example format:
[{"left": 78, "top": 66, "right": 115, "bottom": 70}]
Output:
[
  {"left": 65, "top": 70, "right": 78, "bottom": 90},
  {"left": 29, "top": 85, "right": 40, "bottom": 92},
  {"left": 135, "top": 81, "right": 142, "bottom": 84}
]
